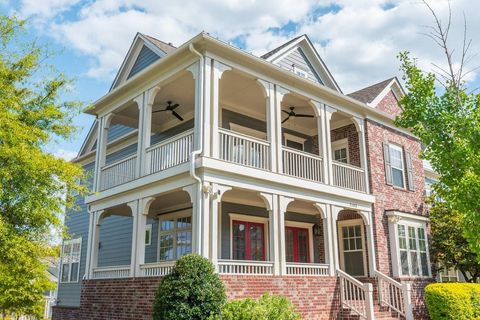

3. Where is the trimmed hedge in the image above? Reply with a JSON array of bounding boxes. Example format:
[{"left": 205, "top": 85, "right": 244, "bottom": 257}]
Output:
[
  {"left": 153, "top": 254, "right": 226, "bottom": 320},
  {"left": 425, "top": 283, "right": 480, "bottom": 320}
]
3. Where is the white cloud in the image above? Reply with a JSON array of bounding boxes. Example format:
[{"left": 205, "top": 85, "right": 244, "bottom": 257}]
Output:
[
  {"left": 53, "top": 148, "right": 78, "bottom": 161},
  {"left": 16, "top": 0, "right": 480, "bottom": 92}
]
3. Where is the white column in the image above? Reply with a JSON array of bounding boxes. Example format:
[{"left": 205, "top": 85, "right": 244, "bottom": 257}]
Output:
[
  {"left": 134, "top": 93, "right": 145, "bottom": 178},
  {"left": 183, "top": 183, "right": 204, "bottom": 256},
  {"left": 134, "top": 197, "right": 154, "bottom": 277},
  {"left": 311, "top": 101, "right": 328, "bottom": 183},
  {"left": 258, "top": 80, "right": 276, "bottom": 172},
  {"left": 324, "top": 106, "right": 336, "bottom": 186},
  {"left": 353, "top": 117, "right": 370, "bottom": 193},
  {"left": 258, "top": 193, "right": 276, "bottom": 273},
  {"left": 362, "top": 210, "right": 377, "bottom": 277},
  {"left": 127, "top": 200, "right": 139, "bottom": 277},
  {"left": 85, "top": 210, "right": 95, "bottom": 279},
  {"left": 94, "top": 114, "right": 113, "bottom": 192},
  {"left": 186, "top": 62, "right": 202, "bottom": 151},
  {"left": 202, "top": 59, "right": 212, "bottom": 157},
  {"left": 330, "top": 205, "right": 342, "bottom": 273},
  {"left": 314, "top": 203, "right": 334, "bottom": 276},
  {"left": 274, "top": 86, "right": 289, "bottom": 173},
  {"left": 88, "top": 210, "right": 103, "bottom": 279},
  {"left": 211, "top": 61, "right": 231, "bottom": 159},
  {"left": 279, "top": 196, "right": 294, "bottom": 275},
  {"left": 210, "top": 184, "right": 231, "bottom": 271},
  {"left": 136, "top": 88, "right": 157, "bottom": 176}
]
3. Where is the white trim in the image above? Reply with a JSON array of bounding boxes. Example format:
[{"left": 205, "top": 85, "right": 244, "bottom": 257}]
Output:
[
  {"left": 229, "top": 123, "right": 266, "bottom": 140},
  {"left": 60, "top": 237, "right": 82, "bottom": 283},
  {"left": 157, "top": 209, "right": 192, "bottom": 261},
  {"left": 388, "top": 143, "right": 406, "bottom": 189},
  {"left": 228, "top": 213, "right": 269, "bottom": 261},
  {"left": 386, "top": 211, "right": 429, "bottom": 223},
  {"left": 368, "top": 78, "right": 405, "bottom": 108},
  {"left": 337, "top": 219, "right": 367, "bottom": 277},
  {"left": 145, "top": 224, "right": 152, "bottom": 246},
  {"left": 283, "top": 133, "right": 307, "bottom": 151},
  {"left": 332, "top": 138, "right": 349, "bottom": 163},
  {"left": 284, "top": 220, "right": 314, "bottom": 263}
]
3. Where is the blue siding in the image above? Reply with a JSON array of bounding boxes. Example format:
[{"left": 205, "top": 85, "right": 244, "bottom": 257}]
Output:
[
  {"left": 56, "top": 162, "right": 94, "bottom": 307},
  {"left": 277, "top": 47, "right": 323, "bottom": 84},
  {"left": 128, "top": 46, "right": 160, "bottom": 79},
  {"left": 97, "top": 215, "right": 133, "bottom": 267},
  {"left": 107, "top": 124, "right": 136, "bottom": 142}
]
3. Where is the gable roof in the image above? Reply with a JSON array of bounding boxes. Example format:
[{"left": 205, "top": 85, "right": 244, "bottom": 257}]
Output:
[
  {"left": 109, "top": 33, "right": 176, "bottom": 91},
  {"left": 260, "top": 35, "right": 342, "bottom": 93},
  {"left": 348, "top": 77, "right": 405, "bottom": 107}
]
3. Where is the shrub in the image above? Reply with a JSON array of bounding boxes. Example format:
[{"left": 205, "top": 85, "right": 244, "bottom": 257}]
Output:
[
  {"left": 212, "top": 293, "right": 301, "bottom": 320},
  {"left": 153, "top": 254, "right": 226, "bottom": 320},
  {"left": 425, "top": 283, "right": 480, "bottom": 320}
]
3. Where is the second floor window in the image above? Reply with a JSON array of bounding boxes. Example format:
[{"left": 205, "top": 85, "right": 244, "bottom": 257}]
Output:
[
  {"left": 389, "top": 144, "right": 405, "bottom": 188},
  {"left": 383, "top": 142, "right": 415, "bottom": 191},
  {"left": 332, "top": 138, "right": 349, "bottom": 163},
  {"left": 60, "top": 238, "right": 82, "bottom": 283}
]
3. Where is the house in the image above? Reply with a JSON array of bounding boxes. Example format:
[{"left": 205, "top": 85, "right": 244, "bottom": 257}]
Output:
[{"left": 52, "top": 33, "right": 434, "bottom": 320}]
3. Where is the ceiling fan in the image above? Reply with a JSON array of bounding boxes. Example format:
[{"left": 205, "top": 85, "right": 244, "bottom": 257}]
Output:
[
  {"left": 282, "top": 106, "right": 314, "bottom": 124},
  {"left": 152, "top": 101, "right": 184, "bottom": 121}
]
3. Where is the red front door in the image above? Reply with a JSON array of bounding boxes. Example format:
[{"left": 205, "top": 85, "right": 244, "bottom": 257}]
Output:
[
  {"left": 232, "top": 220, "right": 265, "bottom": 261},
  {"left": 286, "top": 226, "right": 310, "bottom": 263}
]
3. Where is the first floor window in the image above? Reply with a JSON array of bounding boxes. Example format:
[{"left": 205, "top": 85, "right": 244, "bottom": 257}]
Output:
[
  {"left": 60, "top": 238, "right": 82, "bottom": 283},
  {"left": 158, "top": 212, "right": 192, "bottom": 261},
  {"left": 439, "top": 267, "right": 459, "bottom": 282},
  {"left": 286, "top": 227, "right": 310, "bottom": 263},
  {"left": 397, "top": 224, "right": 430, "bottom": 277},
  {"left": 232, "top": 220, "right": 265, "bottom": 261},
  {"left": 145, "top": 224, "right": 152, "bottom": 246}
]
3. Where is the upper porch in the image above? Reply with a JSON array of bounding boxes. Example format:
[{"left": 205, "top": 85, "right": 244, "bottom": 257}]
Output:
[{"left": 86, "top": 57, "right": 371, "bottom": 204}]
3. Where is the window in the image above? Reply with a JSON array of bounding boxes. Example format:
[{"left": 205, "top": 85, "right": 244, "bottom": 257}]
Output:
[
  {"left": 145, "top": 224, "right": 152, "bottom": 246},
  {"left": 438, "top": 267, "right": 459, "bottom": 282},
  {"left": 158, "top": 211, "right": 192, "bottom": 261},
  {"left": 60, "top": 238, "right": 81, "bottom": 283},
  {"left": 339, "top": 221, "right": 367, "bottom": 277},
  {"left": 232, "top": 220, "right": 265, "bottom": 261},
  {"left": 286, "top": 227, "right": 310, "bottom": 263},
  {"left": 388, "top": 211, "right": 431, "bottom": 277},
  {"left": 284, "top": 133, "right": 306, "bottom": 151},
  {"left": 332, "top": 139, "right": 349, "bottom": 163},
  {"left": 389, "top": 144, "right": 405, "bottom": 188}
]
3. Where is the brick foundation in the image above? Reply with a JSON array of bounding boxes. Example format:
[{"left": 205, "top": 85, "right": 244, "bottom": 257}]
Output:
[{"left": 51, "top": 306, "right": 80, "bottom": 320}]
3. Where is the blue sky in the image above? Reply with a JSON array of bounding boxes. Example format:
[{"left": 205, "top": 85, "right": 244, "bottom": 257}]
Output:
[{"left": 1, "top": 0, "right": 479, "bottom": 159}]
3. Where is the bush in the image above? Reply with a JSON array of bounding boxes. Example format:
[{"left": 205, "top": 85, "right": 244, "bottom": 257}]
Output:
[
  {"left": 425, "top": 283, "right": 480, "bottom": 320},
  {"left": 153, "top": 254, "right": 226, "bottom": 320},
  {"left": 212, "top": 293, "right": 301, "bottom": 320}
]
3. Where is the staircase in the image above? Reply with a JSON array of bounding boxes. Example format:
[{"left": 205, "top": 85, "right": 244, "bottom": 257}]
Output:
[{"left": 337, "top": 269, "right": 413, "bottom": 320}]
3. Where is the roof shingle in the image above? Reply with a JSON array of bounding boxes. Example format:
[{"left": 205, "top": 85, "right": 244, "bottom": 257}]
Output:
[{"left": 347, "top": 78, "right": 395, "bottom": 104}]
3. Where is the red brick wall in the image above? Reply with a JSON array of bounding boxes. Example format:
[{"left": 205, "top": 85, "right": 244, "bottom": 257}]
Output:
[
  {"left": 331, "top": 124, "right": 360, "bottom": 167},
  {"left": 375, "top": 90, "right": 402, "bottom": 117},
  {"left": 51, "top": 306, "right": 80, "bottom": 320}
]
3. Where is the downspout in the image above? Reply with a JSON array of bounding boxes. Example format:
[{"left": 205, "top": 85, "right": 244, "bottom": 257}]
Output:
[{"left": 188, "top": 43, "right": 206, "bottom": 255}]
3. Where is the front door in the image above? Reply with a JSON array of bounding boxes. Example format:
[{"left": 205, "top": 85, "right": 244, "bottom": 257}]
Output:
[{"left": 338, "top": 220, "right": 367, "bottom": 277}]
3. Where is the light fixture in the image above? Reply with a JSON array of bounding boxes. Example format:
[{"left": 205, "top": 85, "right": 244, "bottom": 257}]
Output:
[{"left": 313, "top": 224, "right": 322, "bottom": 236}]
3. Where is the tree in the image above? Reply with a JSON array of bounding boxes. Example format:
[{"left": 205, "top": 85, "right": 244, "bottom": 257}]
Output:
[
  {"left": 395, "top": 1, "right": 480, "bottom": 256},
  {"left": 0, "top": 15, "right": 85, "bottom": 317},
  {"left": 153, "top": 254, "right": 226, "bottom": 320},
  {"left": 429, "top": 199, "right": 480, "bottom": 282}
]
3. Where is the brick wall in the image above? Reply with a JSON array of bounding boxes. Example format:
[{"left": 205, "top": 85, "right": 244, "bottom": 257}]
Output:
[
  {"left": 331, "top": 124, "right": 360, "bottom": 167},
  {"left": 51, "top": 306, "right": 80, "bottom": 320},
  {"left": 375, "top": 90, "right": 402, "bottom": 117}
]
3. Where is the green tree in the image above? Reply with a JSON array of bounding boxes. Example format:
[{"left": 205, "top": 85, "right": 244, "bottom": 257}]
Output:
[
  {"left": 429, "top": 199, "right": 480, "bottom": 282},
  {"left": 0, "top": 15, "right": 85, "bottom": 318},
  {"left": 395, "top": 2, "right": 480, "bottom": 256}
]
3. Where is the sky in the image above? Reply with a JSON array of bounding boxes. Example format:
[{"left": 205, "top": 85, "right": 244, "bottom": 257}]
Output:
[{"left": 1, "top": 0, "right": 479, "bottom": 160}]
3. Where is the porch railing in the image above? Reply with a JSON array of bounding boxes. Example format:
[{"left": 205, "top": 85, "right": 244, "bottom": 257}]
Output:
[
  {"left": 146, "top": 130, "right": 193, "bottom": 175},
  {"left": 337, "top": 269, "right": 374, "bottom": 320},
  {"left": 282, "top": 147, "right": 324, "bottom": 182},
  {"left": 139, "top": 261, "right": 175, "bottom": 277},
  {"left": 100, "top": 155, "right": 137, "bottom": 191},
  {"left": 92, "top": 265, "right": 131, "bottom": 279},
  {"left": 376, "top": 270, "right": 413, "bottom": 319},
  {"left": 219, "top": 128, "right": 270, "bottom": 170},
  {"left": 285, "top": 262, "right": 329, "bottom": 276},
  {"left": 218, "top": 259, "right": 274, "bottom": 275},
  {"left": 332, "top": 161, "right": 366, "bottom": 192}
]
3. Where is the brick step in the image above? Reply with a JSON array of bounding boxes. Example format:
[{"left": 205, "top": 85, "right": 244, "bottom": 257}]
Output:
[{"left": 338, "top": 303, "right": 404, "bottom": 320}]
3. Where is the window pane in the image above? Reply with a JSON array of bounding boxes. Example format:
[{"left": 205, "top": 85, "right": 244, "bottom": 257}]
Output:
[
  {"left": 420, "top": 253, "right": 429, "bottom": 276},
  {"left": 70, "top": 263, "right": 79, "bottom": 282},
  {"left": 145, "top": 229, "right": 151, "bottom": 245},
  {"left": 286, "top": 229, "right": 294, "bottom": 262},
  {"left": 249, "top": 224, "right": 264, "bottom": 261},
  {"left": 344, "top": 251, "right": 365, "bottom": 276},
  {"left": 390, "top": 147, "right": 403, "bottom": 168},
  {"left": 287, "top": 140, "right": 303, "bottom": 150},
  {"left": 159, "top": 235, "right": 174, "bottom": 260},
  {"left": 408, "top": 227, "right": 417, "bottom": 250},
  {"left": 398, "top": 225, "right": 407, "bottom": 249},
  {"left": 400, "top": 251, "right": 409, "bottom": 276},
  {"left": 160, "top": 219, "right": 174, "bottom": 231},
  {"left": 392, "top": 168, "right": 404, "bottom": 188},
  {"left": 176, "top": 231, "right": 191, "bottom": 258},
  {"left": 297, "top": 229, "right": 309, "bottom": 263},
  {"left": 63, "top": 243, "right": 72, "bottom": 259},
  {"left": 177, "top": 217, "right": 191, "bottom": 229},
  {"left": 411, "top": 252, "right": 419, "bottom": 276},
  {"left": 61, "top": 264, "right": 70, "bottom": 282},
  {"left": 233, "top": 222, "right": 246, "bottom": 260}
]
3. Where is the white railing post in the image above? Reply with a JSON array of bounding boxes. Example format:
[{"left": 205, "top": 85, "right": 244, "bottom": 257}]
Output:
[
  {"left": 364, "top": 282, "right": 375, "bottom": 320},
  {"left": 402, "top": 283, "right": 414, "bottom": 320}
]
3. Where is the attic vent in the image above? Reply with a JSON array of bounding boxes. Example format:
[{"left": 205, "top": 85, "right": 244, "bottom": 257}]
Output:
[{"left": 292, "top": 64, "right": 308, "bottom": 79}]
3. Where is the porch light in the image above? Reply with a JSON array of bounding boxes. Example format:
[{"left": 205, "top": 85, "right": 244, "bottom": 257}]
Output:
[{"left": 313, "top": 224, "right": 322, "bottom": 236}]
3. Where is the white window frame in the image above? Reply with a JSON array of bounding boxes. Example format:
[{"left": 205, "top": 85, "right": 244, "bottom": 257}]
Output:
[
  {"left": 284, "top": 133, "right": 306, "bottom": 151},
  {"left": 145, "top": 224, "right": 152, "bottom": 246},
  {"left": 229, "top": 213, "right": 269, "bottom": 261},
  {"left": 389, "top": 143, "right": 406, "bottom": 189},
  {"left": 285, "top": 221, "right": 314, "bottom": 263},
  {"left": 332, "top": 138, "right": 349, "bottom": 163},
  {"left": 157, "top": 209, "right": 192, "bottom": 262},
  {"left": 438, "top": 266, "right": 460, "bottom": 282},
  {"left": 337, "top": 219, "right": 368, "bottom": 277},
  {"left": 387, "top": 211, "right": 432, "bottom": 278},
  {"left": 60, "top": 238, "right": 82, "bottom": 283}
]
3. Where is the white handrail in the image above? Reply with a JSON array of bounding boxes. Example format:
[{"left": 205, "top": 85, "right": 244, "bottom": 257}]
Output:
[
  {"left": 332, "top": 160, "right": 366, "bottom": 192},
  {"left": 139, "top": 261, "right": 176, "bottom": 277},
  {"left": 218, "top": 259, "right": 274, "bottom": 275},
  {"left": 282, "top": 147, "right": 324, "bottom": 182},
  {"left": 100, "top": 155, "right": 137, "bottom": 190},
  {"left": 376, "top": 270, "right": 413, "bottom": 319},
  {"left": 337, "top": 269, "right": 374, "bottom": 320},
  {"left": 92, "top": 265, "right": 131, "bottom": 279},
  {"left": 285, "top": 262, "right": 329, "bottom": 276},
  {"left": 219, "top": 128, "right": 270, "bottom": 170},
  {"left": 146, "top": 130, "right": 193, "bottom": 174}
]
